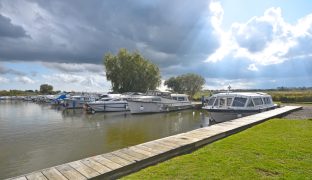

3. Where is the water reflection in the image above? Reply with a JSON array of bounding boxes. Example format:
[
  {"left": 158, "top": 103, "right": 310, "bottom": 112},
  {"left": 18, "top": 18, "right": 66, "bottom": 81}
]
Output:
[{"left": 0, "top": 101, "right": 210, "bottom": 179}]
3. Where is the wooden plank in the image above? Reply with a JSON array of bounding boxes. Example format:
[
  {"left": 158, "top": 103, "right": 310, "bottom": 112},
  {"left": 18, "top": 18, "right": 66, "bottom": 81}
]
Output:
[
  {"left": 177, "top": 133, "right": 203, "bottom": 140},
  {"left": 8, "top": 176, "right": 27, "bottom": 180},
  {"left": 111, "top": 151, "right": 139, "bottom": 162},
  {"left": 156, "top": 140, "right": 180, "bottom": 149},
  {"left": 102, "top": 153, "right": 133, "bottom": 166},
  {"left": 91, "top": 155, "right": 122, "bottom": 170},
  {"left": 142, "top": 142, "right": 172, "bottom": 152},
  {"left": 42, "top": 167, "right": 67, "bottom": 180},
  {"left": 161, "top": 138, "right": 188, "bottom": 146},
  {"left": 134, "top": 144, "right": 164, "bottom": 154},
  {"left": 26, "top": 172, "right": 47, "bottom": 180},
  {"left": 56, "top": 164, "right": 87, "bottom": 180},
  {"left": 129, "top": 146, "right": 157, "bottom": 157},
  {"left": 119, "top": 148, "right": 149, "bottom": 160},
  {"left": 68, "top": 161, "right": 100, "bottom": 179},
  {"left": 81, "top": 158, "right": 111, "bottom": 174}
]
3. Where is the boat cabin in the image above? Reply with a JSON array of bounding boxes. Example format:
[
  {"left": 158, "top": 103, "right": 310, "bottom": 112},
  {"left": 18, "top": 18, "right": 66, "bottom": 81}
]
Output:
[{"left": 206, "top": 92, "right": 273, "bottom": 109}]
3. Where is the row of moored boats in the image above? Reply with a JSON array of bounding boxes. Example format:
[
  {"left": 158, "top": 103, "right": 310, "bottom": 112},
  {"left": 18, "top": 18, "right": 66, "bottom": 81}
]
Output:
[
  {"left": 1, "top": 91, "right": 277, "bottom": 121},
  {"left": 0, "top": 91, "right": 193, "bottom": 114}
]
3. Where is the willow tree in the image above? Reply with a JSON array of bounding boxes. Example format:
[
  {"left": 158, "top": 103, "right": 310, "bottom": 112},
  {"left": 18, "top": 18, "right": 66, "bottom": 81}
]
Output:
[
  {"left": 165, "top": 73, "right": 205, "bottom": 98},
  {"left": 104, "top": 48, "right": 161, "bottom": 93}
]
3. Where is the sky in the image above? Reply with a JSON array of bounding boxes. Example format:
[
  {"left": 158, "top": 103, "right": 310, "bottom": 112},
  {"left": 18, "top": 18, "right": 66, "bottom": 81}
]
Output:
[{"left": 0, "top": 0, "right": 311, "bottom": 92}]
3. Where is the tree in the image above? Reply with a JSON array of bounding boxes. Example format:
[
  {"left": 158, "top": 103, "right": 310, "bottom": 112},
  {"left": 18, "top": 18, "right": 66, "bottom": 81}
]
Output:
[
  {"left": 165, "top": 73, "right": 205, "bottom": 98},
  {"left": 40, "top": 84, "right": 53, "bottom": 94},
  {"left": 104, "top": 48, "right": 161, "bottom": 93}
]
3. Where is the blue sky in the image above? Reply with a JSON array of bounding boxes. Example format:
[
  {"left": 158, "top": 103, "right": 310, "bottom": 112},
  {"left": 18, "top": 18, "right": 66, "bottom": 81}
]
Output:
[{"left": 0, "top": 0, "right": 311, "bottom": 91}]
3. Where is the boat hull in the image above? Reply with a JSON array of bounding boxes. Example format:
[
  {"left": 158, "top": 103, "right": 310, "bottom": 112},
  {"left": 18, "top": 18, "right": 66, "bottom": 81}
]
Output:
[
  {"left": 128, "top": 101, "right": 192, "bottom": 114},
  {"left": 205, "top": 108, "right": 275, "bottom": 122},
  {"left": 86, "top": 102, "right": 128, "bottom": 112}
]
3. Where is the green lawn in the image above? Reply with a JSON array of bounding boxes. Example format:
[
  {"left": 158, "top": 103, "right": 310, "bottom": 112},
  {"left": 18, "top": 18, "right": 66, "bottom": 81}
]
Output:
[{"left": 123, "top": 119, "right": 312, "bottom": 179}]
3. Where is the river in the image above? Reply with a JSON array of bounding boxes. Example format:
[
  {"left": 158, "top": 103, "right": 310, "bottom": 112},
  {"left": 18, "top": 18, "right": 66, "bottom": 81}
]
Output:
[{"left": 0, "top": 100, "right": 210, "bottom": 179}]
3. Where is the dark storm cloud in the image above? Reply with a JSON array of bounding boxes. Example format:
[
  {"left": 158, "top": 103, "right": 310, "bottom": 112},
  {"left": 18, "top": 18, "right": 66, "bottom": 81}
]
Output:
[
  {"left": 161, "top": 57, "right": 312, "bottom": 81},
  {"left": 0, "top": 0, "right": 218, "bottom": 67},
  {"left": 0, "top": 14, "right": 28, "bottom": 38},
  {"left": 42, "top": 62, "right": 104, "bottom": 73},
  {"left": 0, "top": 65, "right": 26, "bottom": 75}
]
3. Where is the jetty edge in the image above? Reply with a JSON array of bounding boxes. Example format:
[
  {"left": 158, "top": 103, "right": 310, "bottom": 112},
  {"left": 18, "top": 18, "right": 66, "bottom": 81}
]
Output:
[{"left": 7, "top": 106, "right": 302, "bottom": 180}]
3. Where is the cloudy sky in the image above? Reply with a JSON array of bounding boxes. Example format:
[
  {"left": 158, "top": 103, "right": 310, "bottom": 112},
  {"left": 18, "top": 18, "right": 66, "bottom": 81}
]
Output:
[{"left": 0, "top": 0, "right": 311, "bottom": 91}]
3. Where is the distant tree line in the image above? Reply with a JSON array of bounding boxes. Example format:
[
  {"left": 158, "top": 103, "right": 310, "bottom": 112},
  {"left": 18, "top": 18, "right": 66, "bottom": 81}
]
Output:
[
  {"left": 0, "top": 84, "right": 58, "bottom": 96},
  {"left": 165, "top": 73, "right": 205, "bottom": 98}
]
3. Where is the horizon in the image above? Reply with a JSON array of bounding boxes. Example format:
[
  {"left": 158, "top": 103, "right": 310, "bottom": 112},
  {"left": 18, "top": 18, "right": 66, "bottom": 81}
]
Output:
[{"left": 0, "top": 0, "right": 311, "bottom": 91}]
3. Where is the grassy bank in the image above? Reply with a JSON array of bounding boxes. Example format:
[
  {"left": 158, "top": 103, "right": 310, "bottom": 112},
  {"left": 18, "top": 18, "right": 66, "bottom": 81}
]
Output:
[
  {"left": 123, "top": 119, "right": 312, "bottom": 179},
  {"left": 267, "top": 90, "right": 312, "bottom": 103}
]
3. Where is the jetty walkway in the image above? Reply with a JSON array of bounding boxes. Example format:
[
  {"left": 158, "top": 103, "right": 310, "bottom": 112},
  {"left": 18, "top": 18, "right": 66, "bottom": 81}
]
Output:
[{"left": 8, "top": 106, "right": 302, "bottom": 180}]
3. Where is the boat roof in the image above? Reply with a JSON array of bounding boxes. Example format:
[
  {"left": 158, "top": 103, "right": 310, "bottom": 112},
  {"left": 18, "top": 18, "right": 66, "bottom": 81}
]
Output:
[
  {"left": 211, "top": 92, "right": 271, "bottom": 97},
  {"left": 171, "top": 94, "right": 189, "bottom": 97}
]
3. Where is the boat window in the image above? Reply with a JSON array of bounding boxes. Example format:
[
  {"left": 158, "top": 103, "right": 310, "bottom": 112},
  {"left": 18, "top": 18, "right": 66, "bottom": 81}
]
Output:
[
  {"left": 152, "top": 98, "right": 161, "bottom": 101},
  {"left": 208, "top": 97, "right": 216, "bottom": 106},
  {"left": 177, "top": 97, "right": 185, "bottom": 101},
  {"left": 253, "top": 98, "right": 263, "bottom": 106},
  {"left": 247, "top": 99, "right": 254, "bottom": 107},
  {"left": 172, "top": 97, "right": 177, "bottom": 100},
  {"left": 263, "top": 97, "right": 271, "bottom": 104},
  {"left": 213, "top": 98, "right": 219, "bottom": 106},
  {"left": 219, "top": 98, "right": 226, "bottom": 107},
  {"left": 227, "top": 98, "right": 233, "bottom": 106},
  {"left": 232, "top": 97, "right": 247, "bottom": 107}
]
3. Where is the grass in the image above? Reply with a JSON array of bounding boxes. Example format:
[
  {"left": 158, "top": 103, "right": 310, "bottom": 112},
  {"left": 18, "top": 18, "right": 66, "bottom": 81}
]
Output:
[
  {"left": 123, "top": 119, "right": 312, "bottom": 179},
  {"left": 267, "top": 90, "right": 312, "bottom": 103}
]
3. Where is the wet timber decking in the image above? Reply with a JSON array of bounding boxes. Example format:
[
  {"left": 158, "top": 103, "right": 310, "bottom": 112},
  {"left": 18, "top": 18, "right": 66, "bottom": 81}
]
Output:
[{"left": 8, "top": 106, "right": 302, "bottom": 180}]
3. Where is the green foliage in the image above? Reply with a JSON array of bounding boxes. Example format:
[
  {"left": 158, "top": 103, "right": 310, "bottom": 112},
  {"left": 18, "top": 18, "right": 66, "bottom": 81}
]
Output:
[
  {"left": 39, "top": 84, "right": 53, "bottom": 94},
  {"left": 267, "top": 90, "right": 312, "bottom": 103},
  {"left": 165, "top": 73, "right": 205, "bottom": 98},
  {"left": 104, "top": 48, "right": 161, "bottom": 93},
  {"left": 124, "top": 119, "right": 312, "bottom": 179},
  {"left": 0, "top": 90, "right": 35, "bottom": 96}
]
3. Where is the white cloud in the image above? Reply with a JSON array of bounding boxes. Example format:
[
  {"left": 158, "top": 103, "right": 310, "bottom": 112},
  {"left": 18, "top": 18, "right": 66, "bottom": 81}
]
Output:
[
  {"left": 209, "top": 0, "right": 224, "bottom": 31},
  {"left": 0, "top": 76, "right": 9, "bottom": 83},
  {"left": 205, "top": 78, "right": 255, "bottom": 90},
  {"left": 15, "top": 76, "right": 35, "bottom": 84},
  {"left": 42, "top": 73, "right": 111, "bottom": 92},
  {"left": 247, "top": 64, "right": 259, "bottom": 71},
  {"left": 207, "top": 5, "right": 312, "bottom": 66}
]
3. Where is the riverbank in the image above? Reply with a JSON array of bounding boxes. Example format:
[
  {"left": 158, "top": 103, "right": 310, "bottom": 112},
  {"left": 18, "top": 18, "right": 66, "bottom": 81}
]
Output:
[
  {"left": 8, "top": 106, "right": 301, "bottom": 179},
  {"left": 123, "top": 118, "right": 312, "bottom": 179}
]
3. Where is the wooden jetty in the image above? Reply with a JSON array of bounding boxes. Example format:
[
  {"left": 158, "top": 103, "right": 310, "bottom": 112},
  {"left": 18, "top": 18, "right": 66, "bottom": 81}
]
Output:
[{"left": 8, "top": 106, "right": 302, "bottom": 180}]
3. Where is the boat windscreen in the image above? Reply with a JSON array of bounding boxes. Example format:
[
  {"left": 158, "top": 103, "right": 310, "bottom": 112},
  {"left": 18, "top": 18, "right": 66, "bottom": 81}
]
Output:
[
  {"left": 253, "top": 98, "right": 263, "bottom": 105},
  {"left": 232, "top": 97, "right": 247, "bottom": 107},
  {"left": 227, "top": 98, "right": 233, "bottom": 106},
  {"left": 263, "top": 97, "right": 272, "bottom": 104},
  {"left": 177, "top": 96, "right": 186, "bottom": 101},
  {"left": 214, "top": 98, "right": 219, "bottom": 106},
  {"left": 208, "top": 97, "right": 215, "bottom": 106},
  {"left": 247, "top": 99, "right": 254, "bottom": 107}
]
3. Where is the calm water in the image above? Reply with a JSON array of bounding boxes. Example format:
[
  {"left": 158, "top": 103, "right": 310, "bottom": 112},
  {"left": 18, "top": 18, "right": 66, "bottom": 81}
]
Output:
[{"left": 0, "top": 100, "right": 210, "bottom": 179}]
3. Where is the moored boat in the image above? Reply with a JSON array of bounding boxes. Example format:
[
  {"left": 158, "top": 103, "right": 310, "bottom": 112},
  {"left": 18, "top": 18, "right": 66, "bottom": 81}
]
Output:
[
  {"left": 127, "top": 91, "right": 192, "bottom": 114},
  {"left": 202, "top": 92, "right": 276, "bottom": 122},
  {"left": 86, "top": 97, "right": 128, "bottom": 113},
  {"left": 62, "top": 95, "right": 96, "bottom": 109}
]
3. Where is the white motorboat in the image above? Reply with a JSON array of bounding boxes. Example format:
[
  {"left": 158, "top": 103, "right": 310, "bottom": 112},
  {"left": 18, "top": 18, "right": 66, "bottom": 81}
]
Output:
[
  {"left": 202, "top": 92, "right": 276, "bottom": 122},
  {"left": 63, "top": 95, "right": 96, "bottom": 109},
  {"left": 86, "top": 97, "right": 128, "bottom": 113},
  {"left": 127, "top": 91, "right": 192, "bottom": 114}
]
